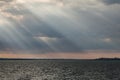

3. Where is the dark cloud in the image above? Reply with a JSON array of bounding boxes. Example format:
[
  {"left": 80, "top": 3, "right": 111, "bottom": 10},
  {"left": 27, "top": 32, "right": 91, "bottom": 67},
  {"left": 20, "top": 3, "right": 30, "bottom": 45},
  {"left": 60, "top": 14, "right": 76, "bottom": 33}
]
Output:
[
  {"left": 101, "top": 0, "right": 120, "bottom": 5},
  {"left": 0, "top": 0, "right": 13, "bottom": 2}
]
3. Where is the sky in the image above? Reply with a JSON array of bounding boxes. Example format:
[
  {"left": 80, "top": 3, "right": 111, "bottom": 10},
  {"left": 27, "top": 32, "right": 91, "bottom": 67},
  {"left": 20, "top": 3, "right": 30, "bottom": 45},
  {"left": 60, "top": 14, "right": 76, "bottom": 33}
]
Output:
[{"left": 0, "top": 0, "right": 120, "bottom": 59}]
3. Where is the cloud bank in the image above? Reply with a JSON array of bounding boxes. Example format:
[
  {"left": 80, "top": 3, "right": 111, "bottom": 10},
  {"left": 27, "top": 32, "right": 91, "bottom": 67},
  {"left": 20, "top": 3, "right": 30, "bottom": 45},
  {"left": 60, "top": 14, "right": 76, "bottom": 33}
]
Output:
[{"left": 101, "top": 0, "right": 120, "bottom": 5}]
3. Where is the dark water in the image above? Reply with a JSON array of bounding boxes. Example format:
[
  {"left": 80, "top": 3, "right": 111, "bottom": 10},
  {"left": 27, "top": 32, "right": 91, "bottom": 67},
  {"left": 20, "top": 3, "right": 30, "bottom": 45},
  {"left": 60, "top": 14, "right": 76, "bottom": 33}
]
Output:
[{"left": 0, "top": 60, "right": 120, "bottom": 80}]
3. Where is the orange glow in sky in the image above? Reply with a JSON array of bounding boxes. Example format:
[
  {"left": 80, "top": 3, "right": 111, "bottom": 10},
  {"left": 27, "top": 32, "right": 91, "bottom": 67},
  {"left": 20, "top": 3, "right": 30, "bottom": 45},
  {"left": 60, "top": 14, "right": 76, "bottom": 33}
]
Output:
[{"left": 0, "top": 51, "right": 120, "bottom": 59}]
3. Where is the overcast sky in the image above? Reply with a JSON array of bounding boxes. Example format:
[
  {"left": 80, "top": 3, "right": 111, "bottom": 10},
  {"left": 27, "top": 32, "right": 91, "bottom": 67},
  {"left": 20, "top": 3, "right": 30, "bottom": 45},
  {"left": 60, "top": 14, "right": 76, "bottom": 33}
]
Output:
[{"left": 0, "top": 0, "right": 120, "bottom": 59}]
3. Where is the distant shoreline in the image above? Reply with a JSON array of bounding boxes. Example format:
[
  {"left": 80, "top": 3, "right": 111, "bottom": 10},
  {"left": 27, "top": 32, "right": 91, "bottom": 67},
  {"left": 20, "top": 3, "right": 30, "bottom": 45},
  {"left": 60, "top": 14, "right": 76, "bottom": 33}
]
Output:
[
  {"left": 0, "top": 58, "right": 91, "bottom": 60},
  {"left": 0, "top": 58, "right": 120, "bottom": 61}
]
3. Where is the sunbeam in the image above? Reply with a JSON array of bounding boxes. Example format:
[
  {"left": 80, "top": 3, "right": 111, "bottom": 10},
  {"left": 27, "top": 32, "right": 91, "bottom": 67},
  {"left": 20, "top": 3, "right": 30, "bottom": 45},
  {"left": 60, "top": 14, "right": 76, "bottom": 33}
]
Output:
[{"left": 0, "top": 0, "right": 120, "bottom": 59}]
